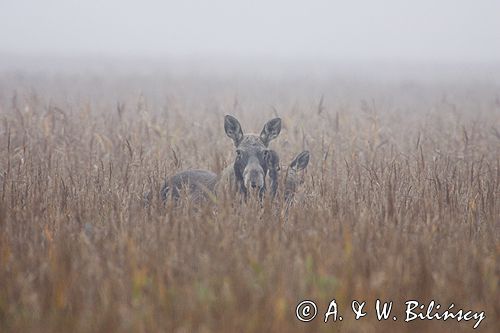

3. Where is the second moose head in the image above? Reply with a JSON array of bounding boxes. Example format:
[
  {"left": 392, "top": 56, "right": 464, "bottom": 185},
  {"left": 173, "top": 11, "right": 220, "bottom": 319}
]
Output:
[{"left": 224, "top": 115, "right": 281, "bottom": 197}]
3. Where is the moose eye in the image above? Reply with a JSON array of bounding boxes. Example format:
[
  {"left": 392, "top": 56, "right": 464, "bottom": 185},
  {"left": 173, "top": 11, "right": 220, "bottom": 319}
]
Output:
[{"left": 264, "top": 150, "right": 273, "bottom": 161}]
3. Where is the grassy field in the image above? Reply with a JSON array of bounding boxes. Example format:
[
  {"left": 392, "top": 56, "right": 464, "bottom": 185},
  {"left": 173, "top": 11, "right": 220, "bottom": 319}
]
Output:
[{"left": 0, "top": 70, "right": 499, "bottom": 332}]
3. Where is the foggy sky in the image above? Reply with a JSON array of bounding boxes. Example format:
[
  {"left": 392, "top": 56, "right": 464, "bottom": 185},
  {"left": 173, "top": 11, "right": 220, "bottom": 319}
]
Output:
[{"left": 1, "top": 0, "right": 500, "bottom": 64}]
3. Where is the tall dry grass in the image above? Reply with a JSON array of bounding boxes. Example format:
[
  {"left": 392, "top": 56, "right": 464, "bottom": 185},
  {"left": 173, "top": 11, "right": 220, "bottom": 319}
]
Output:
[{"left": 0, "top": 72, "right": 499, "bottom": 332}]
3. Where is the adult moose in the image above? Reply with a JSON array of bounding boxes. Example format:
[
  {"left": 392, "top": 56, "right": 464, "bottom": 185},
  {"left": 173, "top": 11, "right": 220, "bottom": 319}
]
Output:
[
  {"left": 160, "top": 115, "right": 281, "bottom": 202},
  {"left": 159, "top": 115, "right": 309, "bottom": 204}
]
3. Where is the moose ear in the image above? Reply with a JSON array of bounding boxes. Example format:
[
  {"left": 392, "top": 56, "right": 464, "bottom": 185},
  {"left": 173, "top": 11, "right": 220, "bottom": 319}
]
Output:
[
  {"left": 290, "top": 151, "right": 310, "bottom": 171},
  {"left": 224, "top": 115, "right": 244, "bottom": 146},
  {"left": 260, "top": 118, "right": 281, "bottom": 146},
  {"left": 265, "top": 150, "right": 280, "bottom": 171}
]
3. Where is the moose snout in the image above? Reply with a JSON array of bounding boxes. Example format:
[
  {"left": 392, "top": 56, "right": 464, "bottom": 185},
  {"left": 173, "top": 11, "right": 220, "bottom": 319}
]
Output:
[{"left": 243, "top": 167, "right": 264, "bottom": 191}]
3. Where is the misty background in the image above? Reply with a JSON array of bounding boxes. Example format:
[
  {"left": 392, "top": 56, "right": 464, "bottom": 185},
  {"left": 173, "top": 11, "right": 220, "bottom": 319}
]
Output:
[{"left": 1, "top": 0, "right": 500, "bottom": 74}]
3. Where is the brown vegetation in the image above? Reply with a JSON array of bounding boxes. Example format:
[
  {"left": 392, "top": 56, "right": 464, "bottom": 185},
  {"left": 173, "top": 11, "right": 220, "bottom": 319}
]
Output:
[{"left": 0, "top": 72, "right": 499, "bottom": 332}]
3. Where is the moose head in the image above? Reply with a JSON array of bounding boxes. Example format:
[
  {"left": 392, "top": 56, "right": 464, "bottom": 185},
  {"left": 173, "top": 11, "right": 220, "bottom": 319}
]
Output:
[{"left": 224, "top": 115, "right": 281, "bottom": 197}]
